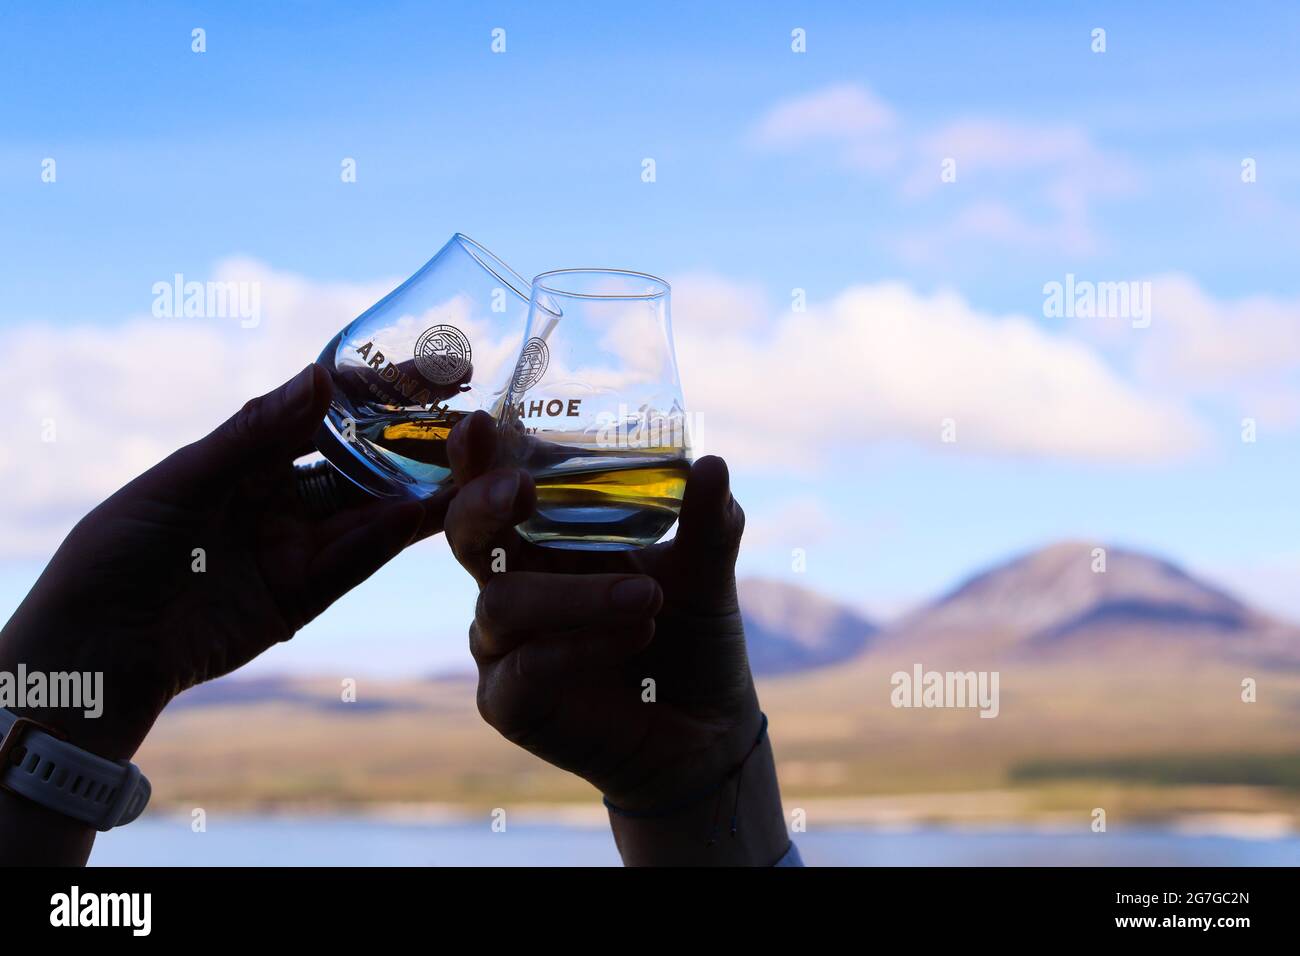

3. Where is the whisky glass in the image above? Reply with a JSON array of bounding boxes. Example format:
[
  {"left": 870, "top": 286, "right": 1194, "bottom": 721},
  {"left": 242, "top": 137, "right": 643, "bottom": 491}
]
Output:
[
  {"left": 499, "top": 269, "right": 692, "bottom": 550},
  {"left": 312, "top": 234, "right": 537, "bottom": 499}
]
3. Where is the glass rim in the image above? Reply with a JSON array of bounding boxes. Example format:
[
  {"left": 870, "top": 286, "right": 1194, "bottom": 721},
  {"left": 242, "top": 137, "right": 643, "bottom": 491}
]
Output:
[
  {"left": 533, "top": 268, "right": 671, "bottom": 301},
  {"left": 451, "top": 233, "right": 537, "bottom": 305}
]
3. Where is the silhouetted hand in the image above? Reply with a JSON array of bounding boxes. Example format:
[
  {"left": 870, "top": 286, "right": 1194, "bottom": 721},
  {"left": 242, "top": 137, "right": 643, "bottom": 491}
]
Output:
[
  {"left": 444, "top": 411, "right": 788, "bottom": 864},
  {"left": 0, "top": 364, "right": 453, "bottom": 764}
]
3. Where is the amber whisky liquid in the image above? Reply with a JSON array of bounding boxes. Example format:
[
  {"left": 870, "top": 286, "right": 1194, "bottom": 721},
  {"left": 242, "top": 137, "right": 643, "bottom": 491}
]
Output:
[
  {"left": 520, "top": 454, "right": 691, "bottom": 549},
  {"left": 356, "top": 409, "right": 468, "bottom": 468}
]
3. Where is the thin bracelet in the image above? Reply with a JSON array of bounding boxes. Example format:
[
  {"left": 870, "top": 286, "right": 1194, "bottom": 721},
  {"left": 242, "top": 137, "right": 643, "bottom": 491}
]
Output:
[{"left": 602, "top": 713, "right": 769, "bottom": 822}]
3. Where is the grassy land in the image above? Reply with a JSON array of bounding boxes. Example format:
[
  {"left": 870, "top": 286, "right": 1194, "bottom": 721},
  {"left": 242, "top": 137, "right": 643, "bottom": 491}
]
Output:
[
  {"left": 134, "top": 654, "right": 1300, "bottom": 829},
  {"left": 1010, "top": 752, "right": 1300, "bottom": 789}
]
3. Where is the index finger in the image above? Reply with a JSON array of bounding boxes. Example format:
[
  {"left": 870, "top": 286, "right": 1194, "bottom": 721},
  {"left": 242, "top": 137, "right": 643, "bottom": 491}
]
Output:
[
  {"left": 443, "top": 432, "right": 643, "bottom": 582},
  {"left": 443, "top": 467, "right": 536, "bottom": 585}
]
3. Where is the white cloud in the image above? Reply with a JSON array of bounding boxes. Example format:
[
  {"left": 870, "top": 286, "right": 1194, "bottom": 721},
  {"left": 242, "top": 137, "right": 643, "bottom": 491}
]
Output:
[
  {"left": 3, "top": 261, "right": 1274, "bottom": 563},
  {"left": 908, "top": 119, "right": 1135, "bottom": 193},
  {"left": 750, "top": 83, "right": 896, "bottom": 152},
  {"left": 676, "top": 278, "right": 1204, "bottom": 469},
  {"left": 739, "top": 496, "right": 835, "bottom": 551},
  {"left": 748, "top": 84, "right": 1138, "bottom": 255},
  {"left": 669, "top": 272, "right": 768, "bottom": 333},
  {"left": 1139, "top": 274, "right": 1300, "bottom": 383},
  {"left": 895, "top": 200, "right": 1053, "bottom": 263},
  {"left": 1068, "top": 272, "right": 1300, "bottom": 429},
  {"left": 0, "top": 260, "right": 395, "bottom": 559}
]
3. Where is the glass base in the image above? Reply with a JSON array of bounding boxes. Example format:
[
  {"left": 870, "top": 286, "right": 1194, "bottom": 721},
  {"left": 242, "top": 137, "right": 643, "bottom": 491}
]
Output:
[
  {"left": 532, "top": 538, "right": 644, "bottom": 551},
  {"left": 517, "top": 506, "right": 679, "bottom": 551}
]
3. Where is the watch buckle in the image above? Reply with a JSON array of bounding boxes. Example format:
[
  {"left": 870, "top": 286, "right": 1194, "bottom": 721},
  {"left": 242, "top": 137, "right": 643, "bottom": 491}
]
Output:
[{"left": 0, "top": 716, "right": 68, "bottom": 791}]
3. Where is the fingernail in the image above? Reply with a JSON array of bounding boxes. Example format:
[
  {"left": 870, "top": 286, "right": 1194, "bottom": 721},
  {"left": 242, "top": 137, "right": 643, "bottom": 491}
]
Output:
[
  {"left": 446, "top": 419, "right": 466, "bottom": 464},
  {"left": 488, "top": 471, "right": 520, "bottom": 514},
  {"left": 611, "top": 577, "right": 658, "bottom": 613},
  {"left": 286, "top": 364, "right": 318, "bottom": 413}
]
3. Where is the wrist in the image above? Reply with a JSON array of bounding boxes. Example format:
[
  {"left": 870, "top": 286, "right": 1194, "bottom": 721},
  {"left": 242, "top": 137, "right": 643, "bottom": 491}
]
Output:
[
  {"left": 0, "top": 708, "right": 151, "bottom": 862},
  {"left": 14, "top": 707, "right": 149, "bottom": 763},
  {"left": 603, "top": 684, "right": 765, "bottom": 813},
  {"left": 607, "top": 727, "right": 789, "bottom": 866},
  {"left": 0, "top": 782, "right": 99, "bottom": 863},
  {"left": 0, "top": 625, "right": 158, "bottom": 763}
]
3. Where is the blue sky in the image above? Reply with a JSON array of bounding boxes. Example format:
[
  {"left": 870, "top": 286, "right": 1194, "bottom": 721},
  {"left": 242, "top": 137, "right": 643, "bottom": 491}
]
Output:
[{"left": 2, "top": 2, "right": 1298, "bottom": 674}]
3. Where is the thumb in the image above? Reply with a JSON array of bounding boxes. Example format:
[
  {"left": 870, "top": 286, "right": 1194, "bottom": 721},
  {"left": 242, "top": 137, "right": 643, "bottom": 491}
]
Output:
[
  {"left": 447, "top": 409, "right": 500, "bottom": 485},
  {"left": 219, "top": 362, "right": 331, "bottom": 457},
  {"left": 670, "top": 455, "right": 745, "bottom": 589},
  {"left": 146, "top": 364, "right": 332, "bottom": 502}
]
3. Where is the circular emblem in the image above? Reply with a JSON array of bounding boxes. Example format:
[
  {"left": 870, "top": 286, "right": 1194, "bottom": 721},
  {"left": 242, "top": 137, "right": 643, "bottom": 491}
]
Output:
[
  {"left": 413, "top": 325, "right": 472, "bottom": 386},
  {"left": 510, "top": 337, "right": 550, "bottom": 393}
]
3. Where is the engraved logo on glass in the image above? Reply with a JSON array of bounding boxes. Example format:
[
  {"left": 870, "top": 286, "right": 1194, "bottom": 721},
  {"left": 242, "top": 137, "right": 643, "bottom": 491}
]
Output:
[
  {"left": 510, "top": 336, "right": 550, "bottom": 393},
  {"left": 413, "top": 324, "right": 472, "bottom": 386}
]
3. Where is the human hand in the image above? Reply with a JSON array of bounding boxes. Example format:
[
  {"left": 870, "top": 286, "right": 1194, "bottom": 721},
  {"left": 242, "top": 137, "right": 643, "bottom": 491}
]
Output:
[
  {"left": 443, "top": 412, "right": 787, "bottom": 864},
  {"left": 0, "top": 364, "right": 453, "bottom": 763}
]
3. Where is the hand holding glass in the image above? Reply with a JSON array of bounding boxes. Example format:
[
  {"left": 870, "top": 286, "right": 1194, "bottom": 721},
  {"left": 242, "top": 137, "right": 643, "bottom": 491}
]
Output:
[
  {"left": 312, "top": 234, "right": 532, "bottom": 499},
  {"left": 498, "top": 269, "right": 692, "bottom": 550}
]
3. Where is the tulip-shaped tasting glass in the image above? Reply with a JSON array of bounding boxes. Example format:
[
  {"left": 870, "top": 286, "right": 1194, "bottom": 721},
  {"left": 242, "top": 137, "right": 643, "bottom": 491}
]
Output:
[
  {"left": 312, "top": 234, "right": 537, "bottom": 499},
  {"left": 499, "top": 269, "right": 692, "bottom": 549}
]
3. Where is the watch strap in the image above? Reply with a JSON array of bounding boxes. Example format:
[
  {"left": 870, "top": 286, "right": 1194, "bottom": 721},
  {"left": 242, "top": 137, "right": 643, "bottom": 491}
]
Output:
[
  {"left": 773, "top": 841, "right": 804, "bottom": 867},
  {"left": 0, "top": 708, "right": 151, "bottom": 831}
]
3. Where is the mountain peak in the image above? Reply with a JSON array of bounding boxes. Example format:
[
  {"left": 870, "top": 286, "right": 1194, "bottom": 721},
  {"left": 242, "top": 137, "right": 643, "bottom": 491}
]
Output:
[
  {"left": 902, "top": 541, "right": 1258, "bottom": 643},
  {"left": 738, "top": 577, "right": 876, "bottom": 675}
]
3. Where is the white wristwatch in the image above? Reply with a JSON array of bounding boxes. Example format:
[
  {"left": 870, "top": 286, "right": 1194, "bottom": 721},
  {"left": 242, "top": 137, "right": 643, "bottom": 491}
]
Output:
[{"left": 0, "top": 708, "right": 151, "bottom": 831}]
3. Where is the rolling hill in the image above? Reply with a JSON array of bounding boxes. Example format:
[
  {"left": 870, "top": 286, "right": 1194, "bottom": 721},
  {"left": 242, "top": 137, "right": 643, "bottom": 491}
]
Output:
[
  {"left": 881, "top": 540, "right": 1300, "bottom": 665},
  {"left": 739, "top": 577, "right": 876, "bottom": 674}
]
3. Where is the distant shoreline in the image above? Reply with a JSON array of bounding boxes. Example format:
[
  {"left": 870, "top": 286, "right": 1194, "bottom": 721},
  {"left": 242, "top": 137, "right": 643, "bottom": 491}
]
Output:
[{"left": 149, "top": 797, "right": 1298, "bottom": 840}]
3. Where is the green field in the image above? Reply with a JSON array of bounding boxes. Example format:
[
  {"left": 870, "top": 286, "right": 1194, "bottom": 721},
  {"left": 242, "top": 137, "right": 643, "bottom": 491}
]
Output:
[{"left": 138, "top": 650, "right": 1300, "bottom": 829}]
